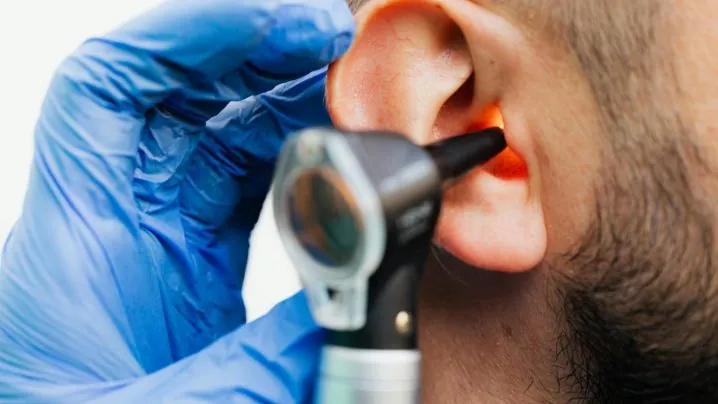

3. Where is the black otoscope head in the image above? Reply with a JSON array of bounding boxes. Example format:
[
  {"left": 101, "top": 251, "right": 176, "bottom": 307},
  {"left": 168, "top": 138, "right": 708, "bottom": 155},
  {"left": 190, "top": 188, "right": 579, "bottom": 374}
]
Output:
[
  {"left": 425, "top": 127, "right": 507, "bottom": 183},
  {"left": 272, "top": 127, "right": 506, "bottom": 351},
  {"left": 324, "top": 127, "right": 506, "bottom": 350}
]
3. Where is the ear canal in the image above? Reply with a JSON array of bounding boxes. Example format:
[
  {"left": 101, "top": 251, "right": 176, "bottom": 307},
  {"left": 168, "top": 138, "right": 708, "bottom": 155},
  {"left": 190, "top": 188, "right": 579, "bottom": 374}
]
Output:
[{"left": 327, "top": 1, "right": 476, "bottom": 143}]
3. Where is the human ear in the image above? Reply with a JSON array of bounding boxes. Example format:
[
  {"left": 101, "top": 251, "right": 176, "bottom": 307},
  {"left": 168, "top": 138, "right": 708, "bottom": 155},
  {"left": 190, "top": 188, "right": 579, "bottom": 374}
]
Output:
[{"left": 326, "top": 0, "right": 546, "bottom": 272}]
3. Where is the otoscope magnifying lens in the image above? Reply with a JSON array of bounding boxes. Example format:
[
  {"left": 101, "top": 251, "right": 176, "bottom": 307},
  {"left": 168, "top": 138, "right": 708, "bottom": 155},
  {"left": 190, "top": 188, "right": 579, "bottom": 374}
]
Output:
[{"left": 289, "top": 169, "right": 362, "bottom": 268}]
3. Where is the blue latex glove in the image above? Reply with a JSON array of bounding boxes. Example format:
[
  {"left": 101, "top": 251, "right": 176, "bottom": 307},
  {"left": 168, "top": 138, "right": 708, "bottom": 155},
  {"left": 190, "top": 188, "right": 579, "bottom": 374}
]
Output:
[{"left": 0, "top": 1, "right": 354, "bottom": 402}]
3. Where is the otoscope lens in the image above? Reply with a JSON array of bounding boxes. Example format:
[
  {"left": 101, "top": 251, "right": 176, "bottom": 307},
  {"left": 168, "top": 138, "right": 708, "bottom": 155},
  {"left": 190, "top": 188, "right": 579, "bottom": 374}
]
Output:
[{"left": 288, "top": 169, "right": 361, "bottom": 268}]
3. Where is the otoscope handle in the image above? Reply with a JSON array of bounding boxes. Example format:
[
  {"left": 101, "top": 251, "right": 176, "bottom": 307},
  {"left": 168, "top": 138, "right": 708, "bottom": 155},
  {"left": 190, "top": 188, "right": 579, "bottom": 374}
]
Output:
[{"left": 314, "top": 346, "right": 421, "bottom": 404}]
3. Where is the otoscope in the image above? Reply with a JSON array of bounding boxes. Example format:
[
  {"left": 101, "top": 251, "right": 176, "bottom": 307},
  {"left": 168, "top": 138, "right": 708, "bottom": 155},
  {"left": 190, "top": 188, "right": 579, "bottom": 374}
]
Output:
[{"left": 272, "top": 126, "right": 506, "bottom": 404}]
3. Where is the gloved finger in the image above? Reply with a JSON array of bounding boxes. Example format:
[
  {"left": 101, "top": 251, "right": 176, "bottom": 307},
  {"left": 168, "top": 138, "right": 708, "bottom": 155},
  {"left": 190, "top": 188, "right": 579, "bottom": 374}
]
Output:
[
  {"left": 92, "top": 292, "right": 324, "bottom": 404},
  {"left": 131, "top": 69, "right": 330, "bottom": 241},
  {"left": 36, "top": 0, "right": 354, "bottom": 225},
  {"left": 180, "top": 69, "right": 331, "bottom": 239}
]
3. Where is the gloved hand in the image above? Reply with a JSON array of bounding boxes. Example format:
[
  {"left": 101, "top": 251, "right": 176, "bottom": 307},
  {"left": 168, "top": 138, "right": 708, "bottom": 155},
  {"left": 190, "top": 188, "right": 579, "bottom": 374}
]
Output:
[{"left": 0, "top": 1, "right": 354, "bottom": 402}]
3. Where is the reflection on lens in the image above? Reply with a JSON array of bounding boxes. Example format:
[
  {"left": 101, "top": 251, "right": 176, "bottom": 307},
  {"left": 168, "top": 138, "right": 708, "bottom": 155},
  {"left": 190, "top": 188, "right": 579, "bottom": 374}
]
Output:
[{"left": 289, "top": 168, "right": 361, "bottom": 268}]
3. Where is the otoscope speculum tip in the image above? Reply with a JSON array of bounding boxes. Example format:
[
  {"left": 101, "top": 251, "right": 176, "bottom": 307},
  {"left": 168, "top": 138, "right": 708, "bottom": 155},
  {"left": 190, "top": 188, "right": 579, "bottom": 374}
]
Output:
[{"left": 423, "top": 127, "right": 507, "bottom": 182}]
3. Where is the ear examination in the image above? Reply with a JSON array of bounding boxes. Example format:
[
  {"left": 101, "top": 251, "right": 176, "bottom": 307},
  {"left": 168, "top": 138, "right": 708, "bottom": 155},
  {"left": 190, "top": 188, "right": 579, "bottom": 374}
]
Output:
[
  {"left": 2, "top": 1, "right": 717, "bottom": 403},
  {"left": 327, "top": 0, "right": 718, "bottom": 403}
]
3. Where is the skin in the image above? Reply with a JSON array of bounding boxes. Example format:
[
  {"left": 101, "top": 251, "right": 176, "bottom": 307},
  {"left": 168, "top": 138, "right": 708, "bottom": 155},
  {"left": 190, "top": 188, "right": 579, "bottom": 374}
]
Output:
[{"left": 328, "top": 0, "right": 718, "bottom": 403}]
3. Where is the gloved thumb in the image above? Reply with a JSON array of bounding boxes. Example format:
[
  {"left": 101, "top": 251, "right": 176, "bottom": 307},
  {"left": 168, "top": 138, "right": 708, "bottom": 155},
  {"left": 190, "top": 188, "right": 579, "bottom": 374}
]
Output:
[{"left": 97, "top": 292, "right": 324, "bottom": 403}]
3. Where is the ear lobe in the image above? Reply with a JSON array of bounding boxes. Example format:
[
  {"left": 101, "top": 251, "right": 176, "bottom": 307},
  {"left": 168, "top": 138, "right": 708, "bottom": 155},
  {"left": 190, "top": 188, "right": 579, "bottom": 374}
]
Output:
[{"left": 326, "top": 0, "right": 547, "bottom": 272}]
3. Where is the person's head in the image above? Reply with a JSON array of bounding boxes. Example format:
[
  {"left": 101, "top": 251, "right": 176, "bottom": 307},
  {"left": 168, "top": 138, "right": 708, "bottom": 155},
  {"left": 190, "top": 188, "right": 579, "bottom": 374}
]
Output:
[{"left": 327, "top": 0, "right": 718, "bottom": 402}]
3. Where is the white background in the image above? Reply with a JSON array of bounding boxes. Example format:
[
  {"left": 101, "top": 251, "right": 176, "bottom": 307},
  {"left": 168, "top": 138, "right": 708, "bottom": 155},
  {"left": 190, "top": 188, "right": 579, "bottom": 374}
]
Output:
[{"left": 0, "top": 0, "right": 299, "bottom": 321}]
